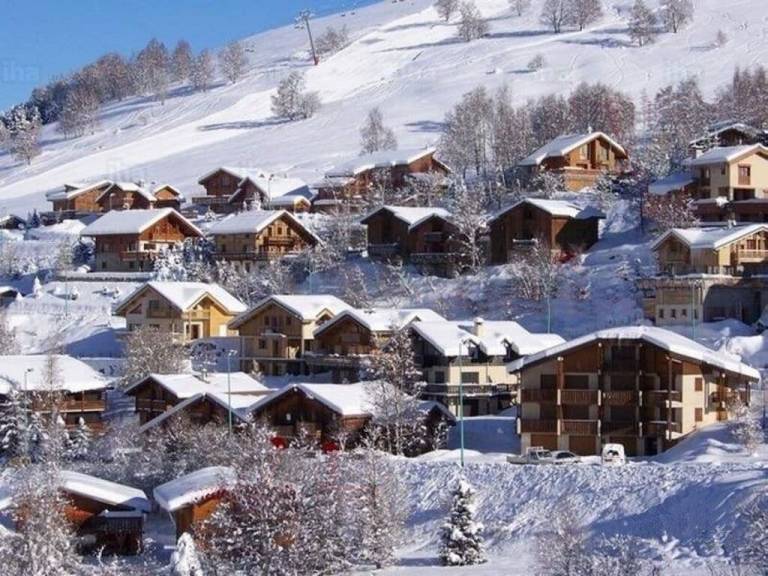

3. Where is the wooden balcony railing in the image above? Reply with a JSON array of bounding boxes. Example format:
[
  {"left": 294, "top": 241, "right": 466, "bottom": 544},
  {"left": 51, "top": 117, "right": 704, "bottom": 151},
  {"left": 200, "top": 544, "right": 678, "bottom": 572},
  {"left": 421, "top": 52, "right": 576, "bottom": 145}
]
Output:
[
  {"left": 601, "top": 420, "right": 639, "bottom": 436},
  {"left": 147, "top": 308, "right": 176, "bottom": 319},
  {"left": 33, "top": 399, "right": 106, "bottom": 412},
  {"left": 135, "top": 399, "right": 172, "bottom": 411},
  {"left": 645, "top": 390, "right": 683, "bottom": 406},
  {"left": 603, "top": 390, "right": 638, "bottom": 406},
  {"left": 519, "top": 419, "right": 557, "bottom": 434},
  {"left": 120, "top": 251, "right": 157, "bottom": 261},
  {"left": 645, "top": 420, "right": 682, "bottom": 435},
  {"left": 191, "top": 196, "right": 229, "bottom": 205},
  {"left": 561, "top": 390, "right": 599, "bottom": 405},
  {"left": 520, "top": 389, "right": 557, "bottom": 403},
  {"left": 561, "top": 420, "right": 599, "bottom": 435},
  {"left": 423, "top": 383, "right": 513, "bottom": 396}
]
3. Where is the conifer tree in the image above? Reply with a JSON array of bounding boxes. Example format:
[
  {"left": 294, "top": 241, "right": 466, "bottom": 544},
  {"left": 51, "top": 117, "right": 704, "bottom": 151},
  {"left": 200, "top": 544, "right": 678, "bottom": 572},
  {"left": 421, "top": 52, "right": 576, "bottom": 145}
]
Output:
[{"left": 439, "top": 478, "right": 486, "bottom": 566}]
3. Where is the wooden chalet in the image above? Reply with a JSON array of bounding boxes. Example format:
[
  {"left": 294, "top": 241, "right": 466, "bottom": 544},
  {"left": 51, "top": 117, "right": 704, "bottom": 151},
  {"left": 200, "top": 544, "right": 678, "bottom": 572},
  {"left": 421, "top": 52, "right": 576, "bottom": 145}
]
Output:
[
  {"left": 1, "top": 471, "right": 150, "bottom": 555},
  {"left": 518, "top": 132, "right": 628, "bottom": 191},
  {"left": 138, "top": 391, "right": 263, "bottom": 433},
  {"left": 689, "top": 121, "right": 764, "bottom": 154},
  {"left": 115, "top": 281, "right": 247, "bottom": 342},
  {"left": 314, "top": 148, "right": 450, "bottom": 212},
  {"left": 45, "top": 180, "right": 113, "bottom": 217},
  {"left": 194, "top": 167, "right": 313, "bottom": 214},
  {"left": 229, "top": 294, "right": 350, "bottom": 376},
  {"left": 81, "top": 208, "right": 203, "bottom": 272},
  {"left": 154, "top": 467, "right": 236, "bottom": 539},
  {"left": 208, "top": 210, "right": 320, "bottom": 271},
  {"left": 307, "top": 307, "right": 445, "bottom": 382},
  {"left": 488, "top": 198, "right": 604, "bottom": 264},
  {"left": 361, "top": 205, "right": 464, "bottom": 275},
  {"left": 95, "top": 182, "right": 184, "bottom": 212},
  {"left": 125, "top": 372, "right": 268, "bottom": 425},
  {"left": 0, "top": 355, "right": 108, "bottom": 430}
]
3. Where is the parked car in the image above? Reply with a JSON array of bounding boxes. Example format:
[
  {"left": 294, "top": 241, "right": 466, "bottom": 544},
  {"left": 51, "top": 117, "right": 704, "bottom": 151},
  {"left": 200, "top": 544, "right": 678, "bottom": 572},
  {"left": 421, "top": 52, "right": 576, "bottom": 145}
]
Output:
[
  {"left": 551, "top": 450, "right": 582, "bottom": 464},
  {"left": 507, "top": 447, "right": 554, "bottom": 465},
  {"left": 601, "top": 443, "right": 626, "bottom": 466}
]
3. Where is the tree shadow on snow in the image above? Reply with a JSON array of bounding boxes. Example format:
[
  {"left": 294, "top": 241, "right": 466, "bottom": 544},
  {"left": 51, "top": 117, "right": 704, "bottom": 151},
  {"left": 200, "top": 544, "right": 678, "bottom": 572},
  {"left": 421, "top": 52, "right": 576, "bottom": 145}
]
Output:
[
  {"left": 560, "top": 36, "right": 632, "bottom": 48},
  {"left": 376, "top": 37, "right": 463, "bottom": 52},
  {"left": 405, "top": 120, "right": 445, "bottom": 134},
  {"left": 485, "top": 29, "right": 551, "bottom": 40},
  {"left": 198, "top": 117, "right": 290, "bottom": 131}
]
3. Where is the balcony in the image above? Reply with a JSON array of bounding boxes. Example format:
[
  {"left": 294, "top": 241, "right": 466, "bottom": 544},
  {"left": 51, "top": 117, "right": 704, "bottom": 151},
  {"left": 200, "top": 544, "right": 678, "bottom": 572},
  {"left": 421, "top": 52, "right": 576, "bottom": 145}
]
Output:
[
  {"left": 601, "top": 361, "right": 638, "bottom": 373},
  {"left": 135, "top": 399, "right": 171, "bottom": 411},
  {"left": 519, "top": 419, "right": 557, "bottom": 434},
  {"left": 410, "top": 252, "right": 458, "bottom": 264},
  {"left": 601, "top": 420, "right": 639, "bottom": 436},
  {"left": 561, "top": 389, "right": 599, "bottom": 405},
  {"left": 147, "top": 307, "right": 176, "bottom": 319},
  {"left": 520, "top": 389, "right": 557, "bottom": 403},
  {"left": 645, "top": 420, "right": 682, "bottom": 435},
  {"left": 304, "top": 353, "right": 371, "bottom": 368},
  {"left": 120, "top": 251, "right": 157, "bottom": 262},
  {"left": 265, "top": 237, "right": 296, "bottom": 247},
  {"left": 34, "top": 399, "right": 106, "bottom": 413},
  {"left": 423, "top": 383, "right": 513, "bottom": 396},
  {"left": 184, "top": 310, "right": 211, "bottom": 320},
  {"left": 645, "top": 390, "right": 683, "bottom": 406},
  {"left": 603, "top": 390, "right": 638, "bottom": 406},
  {"left": 561, "top": 419, "right": 599, "bottom": 435},
  {"left": 368, "top": 243, "right": 400, "bottom": 257},
  {"left": 215, "top": 251, "right": 271, "bottom": 261},
  {"left": 191, "top": 196, "right": 229, "bottom": 206}
]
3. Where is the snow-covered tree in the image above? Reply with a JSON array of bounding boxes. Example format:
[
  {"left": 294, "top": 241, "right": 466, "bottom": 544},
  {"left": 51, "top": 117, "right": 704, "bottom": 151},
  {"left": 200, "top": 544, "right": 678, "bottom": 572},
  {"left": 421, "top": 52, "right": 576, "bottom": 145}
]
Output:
[
  {"left": 65, "top": 417, "right": 91, "bottom": 461},
  {"left": 540, "top": 0, "right": 571, "bottom": 33},
  {"left": 457, "top": 1, "right": 489, "bottom": 42},
  {"left": 435, "top": 0, "right": 460, "bottom": 21},
  {"left": 0, "top": 387, "right": 27, "bottom": 459},
  {"left": 660, "top": 0, "right": 693, "bottom": 33},
  {"left": 568, "top": 82, "right": 636, "bottom": 146},
  {"left": 57, "top": 85, "right": 100, "bottom": 138},
  {"left": 135, "top": 38, "right": 170, "bottom": 103},
  {"left": 440, "top": 87, "right": 495, "bottom": 177},
  {"left": 0, "top": 121, "right": 9, "bottom": 151},
  {"left": 448, "top": 181, "right": 487, "bottom": 271},
  {"left": 190, "top": 50, "right": 215, "bottom": 92},
  {"left": 6, "top": 105, "right": 42, "bottom": 165},
  {"left": 528, "top": 53, "right": 546, "bottom": 71},
  {"left": 510, "top": 0, "right": 531, "bottom": 17},
  {"left": 439, "top": 478, "right": 486, "bottom": 566},
  {"left": 509, "top": 240, "right": 564, "bottom": 307},
  {"left": 643, "top": 191, "right": 696, "bottom": 232},
  {"left": 360, "top": 107, "right": 398, "bottom": 155},
  {"left": 216, "top": 259, "right": 295, "bottom": 307},
  {"left": 122, "top": 326, "right": 188, "bottom": 387},
  {"left": 628, "top": 0, "right": 658, "bottom": 46},
  {"left": 0, "top": 310, "right": 19, "bottom": 355},
  {"left": 714, "top": 29, "right": 728, "bottom": 48},
  {"left": 530, "top": 93, "right": 571, "bottom": 144},
  {"left": 536, "top": 503, "right": 592, "bottom": 576},
  {"left": 569, "top": 0, "right": 603, "bottom": 31},
  {"left": 737, "top": 494, "right": 768, "bottom": 570},
  {"left": 32, "top": 276, "right": 43, "bottom": 299},
  {"left": 342, "top": 265, "right": 372, "bottom": 308},
  {"left": 171, "top": 40, "right": 194, "bottom": 83},
  {"left": 653, "top": 77, "right": 712, "bottom": 167},
  {"left": 315, "top": 25, "right": 350, "bottom": 56},
  {"left": 169, "top": 533, "right": 204, "bottom": 576},
  {"left": 271, "top": 72, "right": 321, "bottom": 120},
  {"left": 219, "top": 42, "right": 247, "bottom": 84},
  {"left": 728, "top": 394, "right": 763, "bottom": 455}
]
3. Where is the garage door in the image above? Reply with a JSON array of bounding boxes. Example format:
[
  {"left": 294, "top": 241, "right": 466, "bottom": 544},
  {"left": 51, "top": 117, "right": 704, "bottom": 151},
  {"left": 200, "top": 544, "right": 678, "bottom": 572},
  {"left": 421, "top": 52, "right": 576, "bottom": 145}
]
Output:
[
  {"left": 568, "top": 435, "right": 598, "bottom": 455},
  {"left": 530, "top": 434, "right": 558, "bottom": 450}
]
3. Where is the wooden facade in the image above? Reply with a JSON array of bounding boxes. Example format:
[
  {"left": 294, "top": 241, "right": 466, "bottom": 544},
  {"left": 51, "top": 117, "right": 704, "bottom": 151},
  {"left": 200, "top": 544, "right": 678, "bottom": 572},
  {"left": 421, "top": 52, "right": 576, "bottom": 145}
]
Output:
[
  {"left": 26, "top": 389, "right": 107, "bottom": 430},
  {"left": 170, "top": 493, "right": 226, "bottom": 540},
  {"left": 152, "top": 185, "right": 183, "bottom": 210},
  {"left": 193, "top": 169, "right": 263, "bottom": 214},
  {"left": 96, "top": 183, "right": 154, "bottom": 212},
  {"left": 64, "top": 493, "right": 144, "bottom": 555},
  {"left": 50, "top": 181, "right": 112, "bottom": 214},
  {"left": 308, "top": 315, "right": 378, "bottom": 382}
]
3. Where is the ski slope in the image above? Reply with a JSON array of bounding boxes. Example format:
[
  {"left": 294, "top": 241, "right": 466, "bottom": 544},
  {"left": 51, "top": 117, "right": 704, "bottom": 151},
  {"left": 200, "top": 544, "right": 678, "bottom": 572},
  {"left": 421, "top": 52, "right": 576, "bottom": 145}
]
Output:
[{"left": 0, "top": 0, "right": 765, "bottom": 214}]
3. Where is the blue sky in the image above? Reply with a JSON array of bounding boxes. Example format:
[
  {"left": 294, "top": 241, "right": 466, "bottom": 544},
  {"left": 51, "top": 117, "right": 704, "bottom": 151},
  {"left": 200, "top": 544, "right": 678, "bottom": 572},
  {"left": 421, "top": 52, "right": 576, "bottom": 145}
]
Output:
[{"left": 0, "top": 0, "right": 379, "bottom": 111}]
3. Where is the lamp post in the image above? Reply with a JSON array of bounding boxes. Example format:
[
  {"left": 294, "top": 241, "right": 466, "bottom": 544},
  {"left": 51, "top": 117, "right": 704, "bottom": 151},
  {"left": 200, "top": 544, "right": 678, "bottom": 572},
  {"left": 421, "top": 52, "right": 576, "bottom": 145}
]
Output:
[
  {"left": 226, "top": 350, "right": 237, "bottom": 436},
  {"left": 456, "top": 339, "right": 473, "bottom": 468},
  {"left": 691, "top": 280, "right": 701, "bottom": 341}
]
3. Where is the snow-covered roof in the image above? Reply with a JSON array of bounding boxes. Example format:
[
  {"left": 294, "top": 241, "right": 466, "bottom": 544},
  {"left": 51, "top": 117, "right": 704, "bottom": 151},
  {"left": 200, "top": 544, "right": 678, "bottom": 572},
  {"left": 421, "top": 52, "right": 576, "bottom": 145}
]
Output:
[
  {"left": 490, "top": 197, "right": 605, "bottom": 223},
  {"left": 154, "top": 466, "right": 236, "bottom": 513},
  {"left": 684, "top": 144, "right": 768, "bottom": 166},
  {"left": 198, "top": 166, "right": 256, "bottom": 185},
  {"left": 314, "top": 307, "right": 446, "bottom": 337},
  {"left": 81, "top": 208, "right": 203, "bottom": 237},
  {"left": 0, "top": 471, "right": 150, "bottom": 513},
  {"left": 325, "top": 148, "right": 438, "bottom": 178},
  {"left": 98, "top": 182, "right": 157, "bottom": 203},
  {"left": 412, "top": 320, "right": 564, "bottom": 357},
  {"left": 240, "top": 173, "right": 312, "bottom": 201},
  {"left": 46, "top": 180, "right": 112, "bottom": 201},
  {"left": 115, "top": 281, "right": 247, "bottom": 315},
  {"left": 152, "top": 184, "right": 184, "bottom": 200},
  {"left": 507, "top": 325, "right": 761, "bottom": 380},
  {"left": 690, "top": 122, "right": 761, "bottom": 146},
  {"left": 518, "top": 132, "right": 627, "bottom": 166},
  {"left": 651, "top": 224, "right": 768, "bottom": 251},
  {"left": 0, "top": 355, "right": 108, "bottom": 394},
  {"left": 267, "top": 194, "right": 313, "bottom": 207},
  {"left": 207, "top": 210, "right": 320, "bottom": 243},
  {"left": 648, "top": 172, "right": 697, "bottom": 196},
  {"left": 139, "top": 391, "right": 264, "bottom": 432},
  {"left": 250, "top": 382, "right": 372, "bottom": 418},
  {"left": 361, "top": 205, "right": 452, "bottom": 230},
  {"left": 0, "top": 286, "right": 20, "bottom": 297},
  {"left": 125, "top": 372, "right": 268, "bottom": 397},
  {"left": 229, "top": 294, "right": 351, "bottom": 329}
]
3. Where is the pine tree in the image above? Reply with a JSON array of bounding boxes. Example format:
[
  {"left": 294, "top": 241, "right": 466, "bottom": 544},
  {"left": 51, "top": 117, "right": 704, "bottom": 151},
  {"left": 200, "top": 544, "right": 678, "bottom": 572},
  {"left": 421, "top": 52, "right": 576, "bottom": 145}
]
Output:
[
  {"left": 360, "top": 107, "right": 397, "bottom": 155},
  {"left": 628, "top": 0, "right": 658, "bottom": 46},
  {"left": 439, "top": 478, "right": 486, "bottom": 566},
  {"left": 32, "top": 277, "right": 43, "bottom": 298},
  {"left": 219, "top": 42, "right": 247, "bottom": 84},
  {"left": 65, "top": 417, "right": 91, "bottom": 461},
  {"left": 0, "top": 387, "right": 28, "bottom": 459},
  {"left": 169, "top": 533, "right": 204, "bottom": 576}
]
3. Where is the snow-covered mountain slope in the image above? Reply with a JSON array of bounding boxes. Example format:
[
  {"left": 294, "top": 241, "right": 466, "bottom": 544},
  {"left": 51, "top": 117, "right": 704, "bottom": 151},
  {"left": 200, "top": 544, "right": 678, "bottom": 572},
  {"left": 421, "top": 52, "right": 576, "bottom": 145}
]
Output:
[{"left": 1, "top": 0, "right": 766, "bottom": 213}]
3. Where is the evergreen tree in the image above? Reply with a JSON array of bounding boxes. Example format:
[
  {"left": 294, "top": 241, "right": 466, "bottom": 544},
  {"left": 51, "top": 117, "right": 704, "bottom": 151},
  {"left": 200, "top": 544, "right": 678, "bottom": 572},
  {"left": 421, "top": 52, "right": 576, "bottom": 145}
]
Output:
[
  {"left": 169, "top": 533, "right": 204, "bottom": 576},
  {"left": 65, "top": 417, "right": 91, "bottom": 461},
  {"left": 0, "top": 387, "right": 28, "bottom": 458},
  {"left": 439, "top": 478, "right": 486, "bottom": 566}
]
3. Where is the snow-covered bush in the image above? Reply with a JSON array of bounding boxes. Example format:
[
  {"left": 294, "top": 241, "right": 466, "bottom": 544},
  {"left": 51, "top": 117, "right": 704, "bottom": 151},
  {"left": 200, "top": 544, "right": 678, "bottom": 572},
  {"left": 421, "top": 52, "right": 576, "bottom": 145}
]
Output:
[
  {"left": 528, "top": 53, "right": 546, "bottom": 71},
  {"left": 169, "top": 533, "right": 205, "bottom": 576},
  {"left": 315, "top": 25, "right": 350, "bottom": 56},
  {"left": 728, "top": 395, "right": 763, "bottom": 455},
  {"left": 439, "top": 478, "right": 486, "bottom": 566},
  {"left": 536, "top": 503, "right": 593, "bottom": 575}
]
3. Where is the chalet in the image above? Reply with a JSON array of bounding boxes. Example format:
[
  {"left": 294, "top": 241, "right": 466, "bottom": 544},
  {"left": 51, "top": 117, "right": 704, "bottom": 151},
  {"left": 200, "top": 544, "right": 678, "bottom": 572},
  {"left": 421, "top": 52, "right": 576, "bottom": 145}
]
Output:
[
  {"left": 360, "top": 205, "right": 464, "bottom": 275},
  {"left": 488, "top": 198, "right": 605, "bottom": 264},
  {"left": 208, "top": 210, "right": 320, "bottom": 270},
  {"left": 154, "top": 466, "right": 236, "bottom": 540},
  {"left": 518, "top": 132, "right": 628, "bottom": 191},
  {"left": 684, "top": 145, "right": 768, "bottom": 203},
  {"left": 308, "top": 307, "right": 445, "bottom": 382},
  {"left": 45, "top": 180, "right": 113, "bottom": 216},
  {"left": 0, "top": 355, "right": 108, "bottom": 430},
  {"left": 412, "top": 318, "right": 565, "bottom": 416},
  {"left": 314, "top": 148, "right": 450, "bottom": 212},
  {"left": 230, "top": 294, "right": 351, "bottom": 376},
  {"left": 0, "top": 471, "right": 150, "bottom": 555},
  {"left": 194, "top": 167, "right": 313, "bottom": 214},
  {"left": 689, "top": 121, "right": 764, "bottom": 154},
  {"left": 510, "top": 326, "right": 759, "bottom": 456},
  {"left": 81, "top": 208, "right": 203, "bottom": 272},
  {"left": 115, "top": 281, "right": 247, "bottom": 342},
  {"left": 641, "top": 224, "right": 768, "bottom": 325},
  {"left": 138, "top": 390, "right": 264, "bottom": 433},
  {"left": 0, "top": 214, "right": 25, "bottom": 230},
  {"left": 95, "top": 182, "right": 184, "bottom": 212},
  {"left": 125, "top": 372, "right": 269, "bottom": 424}
]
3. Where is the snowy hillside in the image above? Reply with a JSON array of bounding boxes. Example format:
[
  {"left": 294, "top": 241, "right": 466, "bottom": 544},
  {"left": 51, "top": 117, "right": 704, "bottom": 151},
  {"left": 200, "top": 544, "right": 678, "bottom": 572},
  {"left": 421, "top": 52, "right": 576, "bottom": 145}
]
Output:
[{"left": 1, "top": 0, "right": 766, "bottom": 213}]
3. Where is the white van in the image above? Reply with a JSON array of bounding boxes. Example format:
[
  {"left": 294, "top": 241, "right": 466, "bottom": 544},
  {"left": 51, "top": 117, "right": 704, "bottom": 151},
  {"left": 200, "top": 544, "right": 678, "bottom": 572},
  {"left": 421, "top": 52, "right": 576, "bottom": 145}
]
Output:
[{"left": 601, "top": 443, "right": 626, "bottom": 466}]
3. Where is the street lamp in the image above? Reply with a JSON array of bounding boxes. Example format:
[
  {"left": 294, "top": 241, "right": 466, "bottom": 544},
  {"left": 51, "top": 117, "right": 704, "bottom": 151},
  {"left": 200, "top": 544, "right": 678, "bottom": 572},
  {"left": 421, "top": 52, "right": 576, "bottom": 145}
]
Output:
[
  {"left": 456, "top": 338, "right": 474, "bottom": 468},
  {"left": 226, "top": 350, "right": 238, "bottom": 436},
  {"left": 691, "top": 280, "right": 702, "bottom": 341}
]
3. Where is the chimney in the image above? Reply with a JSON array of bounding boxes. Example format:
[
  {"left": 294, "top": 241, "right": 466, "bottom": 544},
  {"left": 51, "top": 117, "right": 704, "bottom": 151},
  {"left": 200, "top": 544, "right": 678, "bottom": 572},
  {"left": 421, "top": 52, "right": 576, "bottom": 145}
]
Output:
[{"left": 472, "top": 317, "right": 485, "bottom": 338}]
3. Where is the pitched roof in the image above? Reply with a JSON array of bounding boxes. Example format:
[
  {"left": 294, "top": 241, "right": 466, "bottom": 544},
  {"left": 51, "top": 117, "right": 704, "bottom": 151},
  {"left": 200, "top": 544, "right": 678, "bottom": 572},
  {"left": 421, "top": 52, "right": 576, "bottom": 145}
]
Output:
[
  {"left": 489, "top": 197, "right": 605, "bottom": 223},
  {"left": 229, "top": 294, "right": 350, "bottom": 329},
  {"left": 684, "top": 144, "right": 768, "bottom": 166},
  {"left": 115, "top": 281, "right": 247, "bottom": 315},
  {"left": 412, "top": 320, "right": 565, "bottom": 358},
  {"left": 648, "top": 172, "right": 697, "bottom": 196},
  {"left": 690, "top": 122, "right": 761, "bottom": 146},
  {"left": 250, "top": 382, "right": 372, "bottom": 418},
  {"left": 0, "top": 355, "right": 108, "bottom": 394},
  {"left": 154, "top": 466, "right": 236, "bottom": 512},
  {"left": 207, "top": 210, "right": 320, "bottom": 243},
  {"left": 139, "top": 391, "right": 264, "bottom": 433},
  {"left": 97, "top": 182, "right": 157, "bottom": 203},
  {"left": 507, "top": 325, "right": 760, "bottom": 380},
  {"left": 81, "top": 208, "right": 203, "bottom": 237},
  {"left": 125, "top": 372, "right": 268, "bottom": 397},
  {"left": 518, "top": 132, "right": 627, "bottom": 166},
  {"left": 325, "top": 148, "right": 438, "bottom": 178},
  {"left": 360, "top": 205, "right": 453, "bottom": 230},
  {"left": 651, "top": 224, "right": 768, "bottom": 251},
  {"left": 45, "top": 180, "right": 112, "bottom": 201},
  {"left": 313, "top": 307, "right": 446, "bottom": 337}
]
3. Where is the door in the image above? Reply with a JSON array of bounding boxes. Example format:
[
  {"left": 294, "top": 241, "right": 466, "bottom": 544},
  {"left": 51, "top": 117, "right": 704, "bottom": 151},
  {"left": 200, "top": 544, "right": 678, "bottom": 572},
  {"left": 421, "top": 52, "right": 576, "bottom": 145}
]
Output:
[{"left": 189, "top": 324, "right": 202, "bottom": 340}]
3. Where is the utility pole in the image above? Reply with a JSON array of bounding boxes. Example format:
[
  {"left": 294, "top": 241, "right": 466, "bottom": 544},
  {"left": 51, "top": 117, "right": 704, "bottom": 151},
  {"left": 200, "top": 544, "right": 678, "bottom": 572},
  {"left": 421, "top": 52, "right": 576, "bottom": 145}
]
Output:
[{"left": 296, "top": 10, "right": 319, "bottom": 65}]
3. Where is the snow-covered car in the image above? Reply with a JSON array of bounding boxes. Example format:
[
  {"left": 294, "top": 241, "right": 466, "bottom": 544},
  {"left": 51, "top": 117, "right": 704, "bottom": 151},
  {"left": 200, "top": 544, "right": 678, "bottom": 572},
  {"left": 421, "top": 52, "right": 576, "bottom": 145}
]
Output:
[
  {"left": 601, "top": 443, "right": 627, "bottom": 466},
  {"left": 507, "top": 447, "right": 555, "bottom": 465},
  {"left": 551, "top": 450, "right": 582, "bottom": 464}
]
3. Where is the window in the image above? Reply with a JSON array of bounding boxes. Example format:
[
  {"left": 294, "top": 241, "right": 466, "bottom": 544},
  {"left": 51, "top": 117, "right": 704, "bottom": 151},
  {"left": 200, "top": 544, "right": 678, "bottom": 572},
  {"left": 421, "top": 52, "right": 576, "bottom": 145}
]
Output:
[
  {"left": 540, "top": 374, "right": 557, "bottom": 389},
  {"left": 739, "top": 165, "right": 751, "bottom": 184},
  {"left": 659, "top": 308, "right": 665, "bottom": 319},
  {"left": 434, "top": 371, "right": 445, "bottom": 384},
  {"left": 461, "top": 372, "right": 480, "bottom": 385},
  {"left": 671, "top": 308, "right": 677, "bottom": 319},
  {"left": 681, "top": 308, "right": 687, "bottom": 318},
  {"left": 695, "top": 408, "right": 703, "bottom": 422},
  {"left": 695, "top": 377, "right": 703, "bottom": 392}
]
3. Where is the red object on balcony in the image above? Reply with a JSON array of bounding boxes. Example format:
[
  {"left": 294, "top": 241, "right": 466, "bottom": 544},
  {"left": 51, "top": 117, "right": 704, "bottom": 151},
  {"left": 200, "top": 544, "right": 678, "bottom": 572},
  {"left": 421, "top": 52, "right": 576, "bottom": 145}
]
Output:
[{"left": 271, "top": 437, "right": 287, "bottom": 449}]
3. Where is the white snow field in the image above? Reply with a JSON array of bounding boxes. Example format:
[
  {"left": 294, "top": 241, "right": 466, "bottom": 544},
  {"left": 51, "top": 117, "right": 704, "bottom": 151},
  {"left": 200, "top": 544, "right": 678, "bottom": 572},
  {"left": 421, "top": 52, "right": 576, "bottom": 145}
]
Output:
[{"left": 1, "top": 0, "right": 766, "bottom": 213}]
